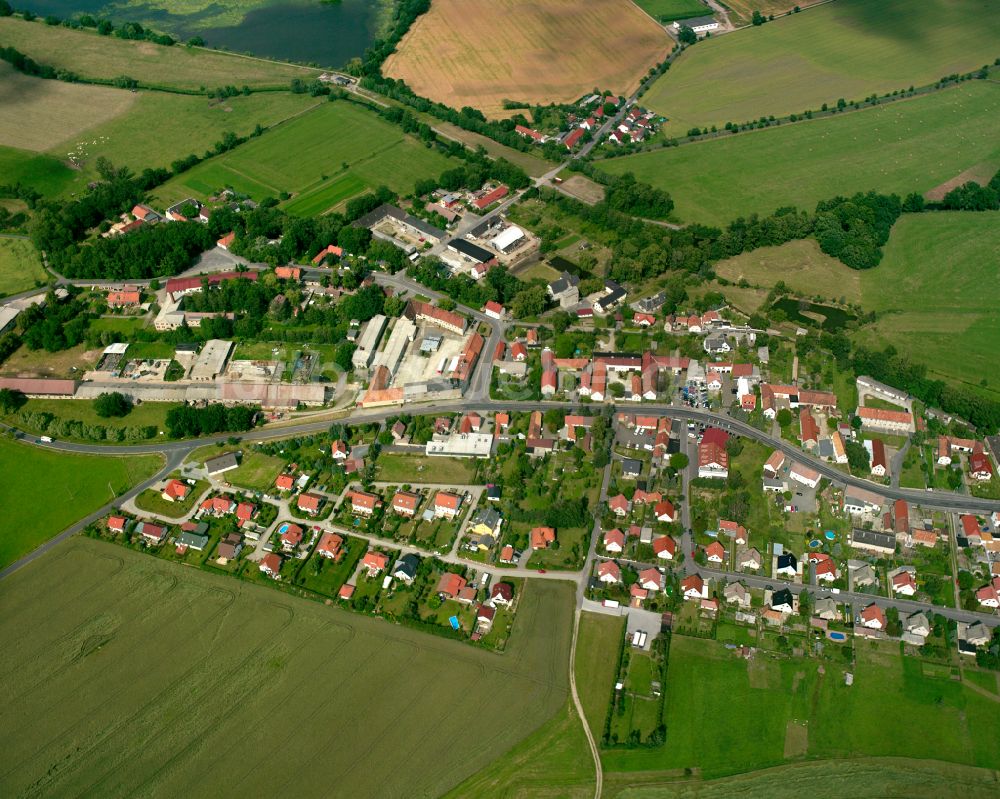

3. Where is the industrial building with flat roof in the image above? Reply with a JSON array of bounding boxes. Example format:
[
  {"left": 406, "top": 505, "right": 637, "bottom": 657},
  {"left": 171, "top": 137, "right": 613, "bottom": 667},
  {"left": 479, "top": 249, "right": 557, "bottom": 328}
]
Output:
[
  {"left": 425, "top": 432, "right": 494, "bottom": 458},
  {"left": 351, "top": 314, "right": 388, "bottom": 372},
  {"left": 190, "top": 340, "right": 234, "bottom": 381}
]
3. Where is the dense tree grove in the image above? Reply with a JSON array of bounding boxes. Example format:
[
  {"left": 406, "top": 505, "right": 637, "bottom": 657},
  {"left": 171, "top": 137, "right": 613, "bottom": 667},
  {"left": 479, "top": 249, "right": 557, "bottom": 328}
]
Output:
[
  {"left": 93, "top": 392, "right": 133, "bottom": 418},
  {"left": 165, "top": 405, "right": 258, "bottom": 438},
  {"left": 813, "top": 191, "right": 902, "bottom": 269},
  {"left": 604, "top": 173, "right": 674, "bottom": 219},
  {"left": 940, "top": 169, "right": 1000, "bottom": 211},
  {"left": 17, "top": 289, "right": 93, "bottom": 352},
  {"left": 407, "top": 259, "right": 533, "bottom": 311}
]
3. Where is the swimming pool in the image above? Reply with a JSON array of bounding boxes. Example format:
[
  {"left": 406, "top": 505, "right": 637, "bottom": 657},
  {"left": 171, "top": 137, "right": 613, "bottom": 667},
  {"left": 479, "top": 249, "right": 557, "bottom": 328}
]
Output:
[
  {"left": 277, "top": 522, "right": 292, "bottom": 534},
  {"left": 827, "top": 630, "right": 847, "bottom": 642},
  {"left": 824, "top": 530, "right": 836, "bottom": 541},
  {"left": 809, "top": 538, "right": 821, "bottom": 548}
]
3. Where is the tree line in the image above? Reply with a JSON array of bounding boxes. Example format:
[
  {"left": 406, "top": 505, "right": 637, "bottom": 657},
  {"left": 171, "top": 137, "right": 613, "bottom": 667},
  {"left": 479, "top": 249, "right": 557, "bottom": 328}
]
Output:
[{"left": 165, "top": 405, "right": 257, "bottom": 438}]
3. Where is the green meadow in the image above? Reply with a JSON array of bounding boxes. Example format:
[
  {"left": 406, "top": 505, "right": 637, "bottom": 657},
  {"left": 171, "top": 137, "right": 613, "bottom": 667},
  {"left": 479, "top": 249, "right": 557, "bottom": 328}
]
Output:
[
  {"left": 643, "top": 0, "right": 1000, "bottom": 133},
  {"left": 601, "top": 81, "right": 1000, "bottom": 225},
  {"left": 155, "top": 100, "right": 453, "bottom": 212},
  {"left": 0, "top": 439, "right": 161, "bottom": 568}
]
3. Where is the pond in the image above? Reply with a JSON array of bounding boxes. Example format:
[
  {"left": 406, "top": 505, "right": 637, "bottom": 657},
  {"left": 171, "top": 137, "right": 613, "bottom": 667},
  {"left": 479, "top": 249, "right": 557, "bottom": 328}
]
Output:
[
  {"left": 18, "top": 0, "right": 387, "bottom": 67},
  {"left": 770, "top": 297, "right": 856, "bottom": 332}
]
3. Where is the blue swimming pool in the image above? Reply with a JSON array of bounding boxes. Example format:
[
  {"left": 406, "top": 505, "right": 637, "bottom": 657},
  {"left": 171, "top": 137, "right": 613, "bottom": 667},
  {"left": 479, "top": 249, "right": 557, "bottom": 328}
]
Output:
[
  {"left": 827, "top": 630, "right": 847, "bottom": 642},
  {"left": 824, "top": 530, "right": 836, "bottom": 541},
  {"left": 809, "top": 538, "right": 821, "bottom": 548},
  {"left": 277, "top": 522, "right": 291, "bottom": 534},
  {"left": 448, "top": 615, "right": 460, "bottom": 630}
]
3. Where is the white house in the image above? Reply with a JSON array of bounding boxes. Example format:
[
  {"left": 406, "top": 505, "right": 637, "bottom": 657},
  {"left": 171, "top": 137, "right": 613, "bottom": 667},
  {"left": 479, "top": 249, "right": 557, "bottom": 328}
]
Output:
[
  {"left": 672, "top": 16, "right": 720, "bottom": 36},
  {"left": 789, "top": 463, "right": 820, "bottom": 489}
]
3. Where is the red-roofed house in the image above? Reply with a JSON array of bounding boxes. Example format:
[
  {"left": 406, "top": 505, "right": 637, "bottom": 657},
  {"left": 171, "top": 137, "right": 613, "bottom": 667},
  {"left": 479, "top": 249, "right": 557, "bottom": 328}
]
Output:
[
  {"left": 483, "top": 300, "right": 505, "bottom": 319},
  {"left": 280, "top": 523, "right": 303, "bottom": 550},
  {"left": 977, "top": 584, "right": 999, "bottom": 608},
  {"left": 275, "top": 474, "right": 294, "bottom": 491},
  {"left": 490, "top": 582, "right": 514, "bottom": 607},
  {"left": 392, "top": 491, "right": 420, "bottom": 517},
  {"left": 681, "top": 574, "right": 706, "bottom": 599},
  {"left": 434, "top": 491, "right": 462, "bottom": 519},
  {"left": 603, "top": 528, "right": 626, "bottom": 553},
  {"left": 638, "top": 568, "right": 664, "bottom": 592},
  {"left": 437, "top": 572, "right": 468, "bottom": 600},
  {"left": 654, "top": 499, "right": 676, "bottom": 523},
  {"left": 698, "top": 428, "right": 729, "bottom": 479},
  {"left": 633, "top": 312, "right": 655, "bottom": 327},
  {"left": 107, "top": 515, "right": 127, "bottom": 533},
  {"left": 598, "top": 561, "right": 621, "bottom": 584},
  {"left": 107, "top": 290, "right": 141, "bottom": 308},
  {"left": 859, "top": 603, "right": 886, "bottom": 630},
  {"left": 312, "top": 244, "right": 343, "bottom": 264},
  {"left": 362, "top": 551, "right": 389, "bottom": 576},
  {"left": 814, "top": 556, "right": 838, "bottom": 582},
  {"left": 217, "top": 231, "right": 236, "bottom": 250},
  {"left": 275, "top": 265, "right": 301, "bottom": 281},
  {"left": 705, "top": 541, "right": 726, "bottom": 563},
  {"left": 474, "top": 185, "right": 509, "bottom": 209},
  {"left": 718, "top": 519, "right": 748, "bottom": 545},
  {"left": 893, "top": 499, "right": 910, "bottom": 534},
  {"left": 892, "top": 570, "right": 917, "bottom": 596},
  {"left": 338, "top": 584, "right": 355, "bottom": 600},
  {"left": 236, "top": 502, "right": 256, "bottom": 522},
  {"left": 349, "top": 490, "right": 380, "bottom": 516},
  {"left": 531, "top": 526, "right": 556, "bottom": 550},
  {"left": 331, "top": 440, "right": 350, "bottom": 460},
  {"left": 511, "top": 342, "right": 527, "bottom": 362},
  {"left": 499, "top": 545, "right": 516, "bottom": 564},
  {"left": 316, "top": 532, "right": 344, "bottom": 560},
  {"left": 870, "top": 438, "right": 888, "bottom": 477},
  {"left": 161, "top": 479, "right": 189, "bottom": 502},
  {"left": 609, "top": 494, "right": 630, "bottom": 516},
  {"left": 652, "top": 535, "right": 676, "bottom": 560},
  {"left": 970, "top": 445, "right": 994, "bottom": 481},
  {"left": 297, "top": 493, "right": 323, "bottom": 515},
  {"left": 563, "top": 128, "right": 585, "bottom": 150},
  {"left": 259, "top": 553, "right": 282, "bottom": 579}
]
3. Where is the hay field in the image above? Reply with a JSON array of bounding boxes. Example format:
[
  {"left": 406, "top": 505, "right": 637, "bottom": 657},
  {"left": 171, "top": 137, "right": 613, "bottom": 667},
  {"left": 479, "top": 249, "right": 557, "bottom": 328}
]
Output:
[
  {"left": 859, "top": 211, "right": 1000, "bottom": 398},
  {"left": 0, "top": 538, "right": 574, "bottom": 797},
  {"left": 383, "top": 0, "right": 669, "bottom": 117},
  {"left": 0, "top": 17, "right": 317, "bottom": 90},
  {"left": 713, "top": 239, "right": 862, "bottom": 305},
  {"left": 642, "top": 0, "right": 1000, "bottom": 133},
  {"left": 0, "top": 63, "right": 136, "bottom": 152},
  {"left": 600, "top": 81, "right": 1000, "bottom": 226}
]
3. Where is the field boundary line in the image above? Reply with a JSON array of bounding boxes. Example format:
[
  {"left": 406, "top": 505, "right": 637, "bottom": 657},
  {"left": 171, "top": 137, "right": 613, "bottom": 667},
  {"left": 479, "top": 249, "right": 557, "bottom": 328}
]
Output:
[{"left": 570, "top": 607, "right": 603, "bottom": 799}]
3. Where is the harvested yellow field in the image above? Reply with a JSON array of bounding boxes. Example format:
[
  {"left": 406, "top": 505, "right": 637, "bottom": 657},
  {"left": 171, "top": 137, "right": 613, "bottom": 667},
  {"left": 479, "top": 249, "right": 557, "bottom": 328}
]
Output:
[
  {"left": 0, "top": 63, "right": 136, "bottom": 152},
  {"left": 384, "top": 0, "right": 668, "bottom": 117}
]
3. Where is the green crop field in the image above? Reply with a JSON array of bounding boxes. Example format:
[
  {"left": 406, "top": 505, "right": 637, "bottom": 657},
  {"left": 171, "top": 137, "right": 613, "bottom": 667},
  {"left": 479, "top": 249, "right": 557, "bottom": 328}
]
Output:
[
  {"left": 0, "top": 439, "right": 161, "bottom": 568},
  {"left": 859, "top": 211, "right": 1000, "bottom": 398},
  {"left": 0, "top": 17, "right": 319, "bottom": 91},
  {"left": 155, "top": 100, "right": 454, "bottom": 211},
  {"left": 0, "top": 541, "right": 574, "bottom": 797},
  {"left": 606, "top": 758, "right": 1000, "bottom": 799},
  {"left": 642, "top": 0, "right": 1000, "bottom": 133},
  {"left": 601, "top": 81, "right": 1000, "bottom": 225},
  {"left": 226, "top": 451, "right": 287, "bottom": 491},
  {"left": 575, "top": 611, "right": 625, "bottom": 738},
  {"left": 0, "top": 237, "right": 48, "bottom": 298},
  {"left": 631, "top": 0, "right": 706, "bottom": 23},
  {"left": 600, "top": 636, "right": 1000, "bottom": 782}
]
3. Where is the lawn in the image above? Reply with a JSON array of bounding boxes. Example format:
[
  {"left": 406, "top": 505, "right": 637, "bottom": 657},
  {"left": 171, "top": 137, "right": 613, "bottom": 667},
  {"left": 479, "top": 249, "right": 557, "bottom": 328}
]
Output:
[
  {"left": 155, "top": 100, "right": 454, "bottom": 210},
  {"left": 601, "top": 636, "right": 1000, "bottom": 781},
  {"left": 642, "top": 0, "right": 1000, "bottom": 133},
  {"left": 0, "top": 237, "right": 48, "bottom": 298},
  {"left": 0, "top": 438, "right": 161, "bottom": 568},
  {"left": 376, "top": 453, "right": 478, "bottom": 484},
  {"left": 225, "top": 450, "right": 287, "bottom": 491},
  {"left": 0, "top": 146, "right": 76, "bottom": 197},
  {"left": 601, "top": 81, "right": 1000, "bottom": 225},
  {"left": 859, "top": 211, "right": 1000, "bottom": 398},
  {"left": 0, "top": 544, "right": 575, "bottom": 798},
  {"left": 133, "top": 479, "right": 209, "bottom": 519},
  {"left": 383, "top": 0, "right": 668, "bottom": 117},
  {"left": 45, "top": 90, "right": 320, "bottom": 194},
  {"left": 0, "top": 17, "right": 319, "bottom": 91},
  {"left": 575, "top": 611, "right": 626, "bottom": 738}
]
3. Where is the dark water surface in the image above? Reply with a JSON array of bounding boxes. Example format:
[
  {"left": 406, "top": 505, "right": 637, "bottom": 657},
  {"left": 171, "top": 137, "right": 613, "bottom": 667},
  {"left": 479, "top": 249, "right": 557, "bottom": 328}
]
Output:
[{"left": 16, "top": 0, "right": 381, "bottom": 67}]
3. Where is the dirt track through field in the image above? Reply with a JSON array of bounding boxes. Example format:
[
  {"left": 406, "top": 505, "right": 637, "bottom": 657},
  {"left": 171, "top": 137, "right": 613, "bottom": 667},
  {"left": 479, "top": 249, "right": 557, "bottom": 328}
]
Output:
[{"left": 384, "top": 0, "right": 669, "bottom": 117}]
